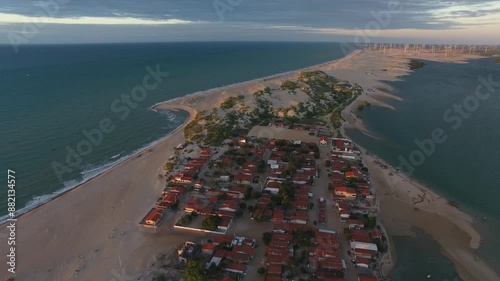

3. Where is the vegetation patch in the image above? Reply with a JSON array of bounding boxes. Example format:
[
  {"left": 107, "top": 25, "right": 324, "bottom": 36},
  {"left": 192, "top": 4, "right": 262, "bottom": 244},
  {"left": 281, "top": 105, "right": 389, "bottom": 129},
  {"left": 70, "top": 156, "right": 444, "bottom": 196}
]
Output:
[{"left": 408, "top": 59, "right": 425, "bottom": 70}]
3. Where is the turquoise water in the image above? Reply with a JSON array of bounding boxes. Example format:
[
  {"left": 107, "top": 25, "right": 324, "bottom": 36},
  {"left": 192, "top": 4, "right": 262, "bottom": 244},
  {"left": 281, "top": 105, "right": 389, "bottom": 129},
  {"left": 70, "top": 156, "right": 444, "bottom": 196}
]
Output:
[
  {"left": 0, "top": 42, "right": 351, "bottom": 219},
  {"left": 347, "top": 57, "right": 500, "bottom": 279}
]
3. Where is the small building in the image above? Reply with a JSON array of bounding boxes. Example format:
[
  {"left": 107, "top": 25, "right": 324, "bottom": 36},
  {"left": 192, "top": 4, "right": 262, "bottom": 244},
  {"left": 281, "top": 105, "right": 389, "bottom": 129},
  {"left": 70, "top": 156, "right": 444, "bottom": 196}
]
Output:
[
  {"left": 347, "top": 219, "right": 365, "bottom": 229},
  {"left": 201, "top": 243, "right": 216, "bottom": 255},
  {"left": 358, "top": 274, "right": 378, "bottom": 281},
  {"left": 219, "top": 199, "right": 239, "bottom": 212},
  {"left": 232, "top": 245, "right": 256, "bottom": 257},
  {"left": 228, "top": 186, "right": 247, "bottom": 199},
  {"left": 265, "top": 181, "right": 281, "bottom": 194},
  {"left": 144, "top": 208, "right": 163, "bottom": 226},
  {"left": 334, "top": 186, "right": 357, "bottom": 199},
  {"left": 319, "top": 136, "right": 328, "bottom": 146},
  {"left": 355, "top": 257, "right": 370, "bottom": 268},
  {"left": 345, "top": 171, "right": 358, "bottom": 179},
  {"left": 225, "top": 261, "right": 247, "bottom": 275},
  {"left": 267, "top": 264, "right": 282, "bottom": 275}
]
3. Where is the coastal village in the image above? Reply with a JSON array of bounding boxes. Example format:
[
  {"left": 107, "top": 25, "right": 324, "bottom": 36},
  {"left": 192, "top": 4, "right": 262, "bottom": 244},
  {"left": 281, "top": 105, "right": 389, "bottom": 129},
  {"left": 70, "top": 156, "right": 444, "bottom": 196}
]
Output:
[{"left": 137, "top": 70, "right": 391, "bottom": 281}]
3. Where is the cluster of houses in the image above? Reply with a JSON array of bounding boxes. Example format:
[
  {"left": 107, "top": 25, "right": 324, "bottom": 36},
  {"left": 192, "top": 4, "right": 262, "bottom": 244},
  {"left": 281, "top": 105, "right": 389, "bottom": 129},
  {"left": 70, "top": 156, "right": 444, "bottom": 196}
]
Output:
[
  {"left": 173, "top": 148, "right": 212, "bottom": 184},
  {"left": 328, "top": 138, "right": 385, "bottom": 280},
  {"left": 201, "top": 235, "right": 257, "bottom": 276},
  {"left": 177, "top": 191, "right": 242, "bottom": 233},
  {"left": 265, "top": 222, "right": 347, "bottom": 281},
  {"left": 140, "top": 148, "right": 213, "bottom": 228},
  {"left": 146, "top": 128, "right": 386, "bottom": 281},
  {"left": 250, "top": 138, "right": 321, "bottom": 225}
]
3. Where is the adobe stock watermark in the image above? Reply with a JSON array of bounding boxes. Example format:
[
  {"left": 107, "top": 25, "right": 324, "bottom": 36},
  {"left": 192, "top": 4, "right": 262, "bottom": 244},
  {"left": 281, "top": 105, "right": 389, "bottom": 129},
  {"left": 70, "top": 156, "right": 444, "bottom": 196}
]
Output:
[
  {"left": 398, "top": 74, "right": 499, "bottom": 175},
  {"left": 213, "top": 0, "right": 243, "bottom": 21},
  {"left": 340, "top": 0, "right": 409, "bottom": 56},
  {"left": 51, "top": 65, "right": 170, "bottom": 182},
  {"left": 7, "top": 0, "right": 71, "bottom": 54}
]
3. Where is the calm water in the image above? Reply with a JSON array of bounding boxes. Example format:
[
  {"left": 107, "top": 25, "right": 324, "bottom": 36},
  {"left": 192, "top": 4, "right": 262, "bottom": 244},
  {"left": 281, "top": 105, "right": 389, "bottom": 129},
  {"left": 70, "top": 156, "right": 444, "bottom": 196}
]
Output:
[
  {"left": 347, "top": 57, "right": 500, "bottom": 279},
  {"left": 392, "top": 228, "right": 462, "bottom": 281},
  {"left": 0, "top": 42, "right": 351, "bottom": 219}
]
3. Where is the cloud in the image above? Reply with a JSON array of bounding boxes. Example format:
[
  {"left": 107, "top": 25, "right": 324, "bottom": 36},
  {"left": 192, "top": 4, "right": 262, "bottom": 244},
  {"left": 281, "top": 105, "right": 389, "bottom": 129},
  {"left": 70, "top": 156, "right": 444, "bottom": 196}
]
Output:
[
  {"left": 0, "top": 0, "right": 499, "bottom": 44},
  {"left": 0, "top": 12, "right": 199, "bottom": 25}
]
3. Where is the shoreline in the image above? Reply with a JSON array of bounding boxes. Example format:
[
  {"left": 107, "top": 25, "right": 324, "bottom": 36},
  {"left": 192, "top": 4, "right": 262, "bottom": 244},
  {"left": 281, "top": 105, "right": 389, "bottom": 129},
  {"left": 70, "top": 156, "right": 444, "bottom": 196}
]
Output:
[
  {"left": 0, "top": 106, "right": 194, "bottom": 227},
  {"left": 2, "top": 47, "right": 498, "bottom": 281},
  {"left": 338, "top": 50, "right": 499, "bottom": 280},
  {"left": 3, "top": 48, "right": 361, "bottom": 225}
]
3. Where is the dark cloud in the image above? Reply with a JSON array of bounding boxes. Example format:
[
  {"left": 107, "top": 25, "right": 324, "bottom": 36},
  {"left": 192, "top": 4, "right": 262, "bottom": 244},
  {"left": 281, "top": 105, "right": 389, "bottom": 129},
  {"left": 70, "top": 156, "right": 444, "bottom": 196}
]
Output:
[
  {"left": 0, "top": 0, "right": 498, "bottom": 43},
  {"left": 1, "top": 0, "right": 498, "bottom": 29}
]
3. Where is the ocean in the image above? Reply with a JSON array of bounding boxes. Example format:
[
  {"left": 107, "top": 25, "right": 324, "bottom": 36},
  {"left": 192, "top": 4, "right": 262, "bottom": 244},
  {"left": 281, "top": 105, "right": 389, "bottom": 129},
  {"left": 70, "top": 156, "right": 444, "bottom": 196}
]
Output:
[
  {"left": 346, "top": 57, "right": 500, "bottom": 280},
  {"left": 0, "top": 42, "right": 351, "bottom": 219}
]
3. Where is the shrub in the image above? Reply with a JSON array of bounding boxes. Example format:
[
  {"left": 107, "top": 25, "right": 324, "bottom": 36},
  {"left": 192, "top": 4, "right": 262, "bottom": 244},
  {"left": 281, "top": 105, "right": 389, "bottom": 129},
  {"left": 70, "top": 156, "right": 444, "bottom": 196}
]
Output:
[
  {"left": 257, "top": 267, "right": 266, "bottom": 274},
  {"left": 262, "top": 232, "right": 272, "bottom": 245},
  {"left": 201, "top": 216, "right": 222, "bottom": 231}
]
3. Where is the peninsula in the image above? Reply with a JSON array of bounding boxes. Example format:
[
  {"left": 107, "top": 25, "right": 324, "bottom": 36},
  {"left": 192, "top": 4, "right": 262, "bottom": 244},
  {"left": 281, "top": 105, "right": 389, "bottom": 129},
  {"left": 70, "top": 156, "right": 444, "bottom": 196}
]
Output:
[{"left": 1, "top": 47, "right": 498, "bottom": 281}]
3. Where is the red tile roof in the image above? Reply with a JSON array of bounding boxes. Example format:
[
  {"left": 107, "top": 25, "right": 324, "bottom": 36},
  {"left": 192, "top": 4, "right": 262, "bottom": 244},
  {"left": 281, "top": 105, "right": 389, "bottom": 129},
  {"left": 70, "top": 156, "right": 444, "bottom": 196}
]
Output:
[
  {"left": 358, "top": 274, "right": 378, "bottom": 281},
  {"left": 232, "top": 245, "right": 256, "bottom": 256},
  {"left": 266, "top": 264, "right": 282, "bottom": 274}
]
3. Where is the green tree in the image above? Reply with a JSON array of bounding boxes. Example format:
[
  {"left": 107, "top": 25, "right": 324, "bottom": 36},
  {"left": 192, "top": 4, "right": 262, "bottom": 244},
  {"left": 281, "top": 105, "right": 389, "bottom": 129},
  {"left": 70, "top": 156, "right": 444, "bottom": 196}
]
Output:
[
  {"left": 257, "top": 159, "right": 266, "bottom": 173},
  {"left": 363, "top": 215, "right": 377, "bottom": 228},
  {"left": 201, "top": 216, "right": 222, "bottom": 231},
  {"left": 262, "top": 232, "right": 273, "bottom": 245},
  {"left": 184, "top": 258, "right": 207, "bottom": 281},
  {"left": 257, "top": 267, "right": 266, "bottom": 274}
]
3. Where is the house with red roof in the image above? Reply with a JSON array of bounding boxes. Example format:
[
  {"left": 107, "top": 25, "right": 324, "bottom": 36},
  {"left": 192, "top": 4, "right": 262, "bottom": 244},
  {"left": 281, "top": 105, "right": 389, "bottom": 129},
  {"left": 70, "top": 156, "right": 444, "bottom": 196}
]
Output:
[
  {"left": 290, "top": 210, "right": 308, "bottom": 224},
  {"left": 358, "top": 274, "right": 378, "bottom": 281},
  {"left": 218, "top": 216, "right": 233, "bottom": 232},
  {"left": 228, "top": 186, "right": 247, "bottom": 199},
  {"left": 359, "top": 189, "right": 373, "bottom": 199},
  {"left": 334, "top": 186, "right": 357, "bottom": 199},
  {"left": 318, "top": 259, "right": 344, "bottom": 271},
  {"left": 345, "top": 171, "right": 358, "bottom": 179},
  {"left": 234, "top": 174, "right": 253, "bottom": 185},
  {"left": 201, "top": 243, "right": 216, "bottom": 255},
  {"left": 272, "top": 209, "right": 285, "bottom": 222},
  {"left": 267, "top": 264, "right": 282, "bottom": 275},
  {"left": 269, "top": 239, "right": 289, "bottom": 248},
  {"left": 266, "top": 274, "right": 281, "bottom": 281},
  {"left": 351, "top": 229, "right": 372, "bottom": 243},
  {"left": 225, "top": 261, "right": 247, "bottom": 275},
  {"left": 265, "top": 181, "right": 281, "bottom": 194},
  {"left": 266, "top": 255, "right": 289, "bottom": 265},
  {"left": 219, "top": 199, "right": 239, "bottom": 212},
  {"left": 200, "top": 148, "right": 211, "bottom": 156},
  {"left": 355, "top": 257, "right": 370, "bottom": 268},
  {"left": 266, "top": 246, "right": 289, "bottom": 257},
  {"left": 232, "top": 245, "right": 256, "bottom": 257},
  {"left": 272, "top": 233, "right": 293, "bottom": 241},
  {"left": 225, "top": 251, "right": 251, "bottom": 263},
  {"left": 144, "top": 208, "right": 163, "bottom": 226},
  {"left": 213, "top": 235, "right": 234, "bottom": 246}
]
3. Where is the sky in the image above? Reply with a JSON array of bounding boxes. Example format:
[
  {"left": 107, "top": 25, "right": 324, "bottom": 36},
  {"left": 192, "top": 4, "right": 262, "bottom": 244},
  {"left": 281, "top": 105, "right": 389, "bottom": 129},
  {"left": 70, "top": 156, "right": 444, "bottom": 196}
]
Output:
[{"left": 0, "top": 0, "right": 499, "bottom": 45}]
